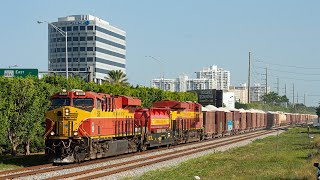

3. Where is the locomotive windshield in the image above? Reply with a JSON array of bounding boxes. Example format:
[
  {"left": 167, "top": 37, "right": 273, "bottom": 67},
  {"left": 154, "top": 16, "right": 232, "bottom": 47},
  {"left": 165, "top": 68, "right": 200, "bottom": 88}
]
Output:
[
  {"left": 72, "top": 98, "right": 94, "bottom": 111},
  {"left": 49, "top": 98, "right": 70, "bottom": 110}
]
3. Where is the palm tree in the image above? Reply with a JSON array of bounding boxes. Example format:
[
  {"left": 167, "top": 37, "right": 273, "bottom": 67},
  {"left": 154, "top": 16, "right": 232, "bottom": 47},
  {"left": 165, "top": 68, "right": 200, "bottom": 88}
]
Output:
[{"left": 105, "top": 70, "right": 129, "bottom": 86}]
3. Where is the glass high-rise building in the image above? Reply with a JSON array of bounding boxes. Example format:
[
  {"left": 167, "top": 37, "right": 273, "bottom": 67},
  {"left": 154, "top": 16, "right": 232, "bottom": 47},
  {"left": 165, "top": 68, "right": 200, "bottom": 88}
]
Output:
[{"left": 48, "top": 15, "right": 126, "bottom": 83}]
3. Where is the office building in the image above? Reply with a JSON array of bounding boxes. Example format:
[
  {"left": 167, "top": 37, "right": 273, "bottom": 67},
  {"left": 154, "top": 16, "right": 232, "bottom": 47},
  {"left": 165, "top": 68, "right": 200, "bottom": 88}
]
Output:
[{"left": 48, "top": 15, "right": 126, "bottom": 83}]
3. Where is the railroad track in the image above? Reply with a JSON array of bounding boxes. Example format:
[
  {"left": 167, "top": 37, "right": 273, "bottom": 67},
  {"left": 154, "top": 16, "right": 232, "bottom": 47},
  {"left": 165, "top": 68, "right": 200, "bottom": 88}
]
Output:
[
  {"left": 0, "top": 128, "right": 280, "bottom": 180},
  {"left": 0, "top": 129, "right": 269, "bottom": 179}
]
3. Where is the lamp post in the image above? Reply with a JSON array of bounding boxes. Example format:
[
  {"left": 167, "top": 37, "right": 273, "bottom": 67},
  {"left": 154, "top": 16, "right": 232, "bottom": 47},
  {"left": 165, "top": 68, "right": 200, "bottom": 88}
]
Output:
[
  {"left": 145, "top": 56, "right": 165, "bottom": 90},
  {"left": 37, "top": 21, "right": 68, "bottom": 79}
]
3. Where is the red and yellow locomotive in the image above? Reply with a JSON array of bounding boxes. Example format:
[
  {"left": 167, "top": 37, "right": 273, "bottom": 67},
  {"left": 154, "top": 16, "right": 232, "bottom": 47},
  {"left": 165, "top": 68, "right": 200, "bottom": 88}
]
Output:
[{"left": 45, "top": 90, "right": 202, "bottom": 163}]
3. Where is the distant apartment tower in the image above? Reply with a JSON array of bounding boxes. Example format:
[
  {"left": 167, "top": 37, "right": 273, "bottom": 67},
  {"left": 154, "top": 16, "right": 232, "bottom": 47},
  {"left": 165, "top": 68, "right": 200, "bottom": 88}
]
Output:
[
  {"left": 48, "top": 15, "right": 126, "bottom": 83},
  {"left": 195, "top": 65, "right": 230, "bottom": 90},
  {"left": 151, "top": 65, "right": 231, "bottom": 92}
]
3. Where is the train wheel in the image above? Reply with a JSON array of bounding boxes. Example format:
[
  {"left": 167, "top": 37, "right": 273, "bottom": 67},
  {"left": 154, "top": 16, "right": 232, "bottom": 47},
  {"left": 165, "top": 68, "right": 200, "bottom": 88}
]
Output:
[{"left": 74, "top": 146, "right": 86, "bottom": 163}]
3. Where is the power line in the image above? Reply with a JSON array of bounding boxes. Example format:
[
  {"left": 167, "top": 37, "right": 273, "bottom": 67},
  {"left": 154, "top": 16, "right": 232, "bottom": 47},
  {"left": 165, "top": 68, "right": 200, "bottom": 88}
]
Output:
[
  {"left": 255, "top": 59, "right": 320, "bottom": 70},
  {"left": 255, "top": 66, "right": 320, "bottom": 75},
  {"left": 255, "top": 73, "right": 320, "bottom": 82}
]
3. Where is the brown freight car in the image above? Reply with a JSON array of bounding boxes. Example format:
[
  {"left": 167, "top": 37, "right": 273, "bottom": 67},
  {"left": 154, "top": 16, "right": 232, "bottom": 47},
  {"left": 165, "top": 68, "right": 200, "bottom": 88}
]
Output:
[
  {"left": 227, "top": 108, "right": 241, "bottom": 134},
  {"left": 238, "top": 109, "right": 247, "bottom": 133},
  {"left": 202, "top": 106, "right": 216, "bottom": 138}
]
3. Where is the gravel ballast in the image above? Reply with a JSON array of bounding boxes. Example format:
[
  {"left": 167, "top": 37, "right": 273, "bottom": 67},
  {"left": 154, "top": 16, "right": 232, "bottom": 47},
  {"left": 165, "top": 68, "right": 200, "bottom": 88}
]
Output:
[
  {"left": 94, "top": 130, "right": 285, "bottom": 180},
  {"left": 14, "top": 130, "right": 283, "bottom": 180}
]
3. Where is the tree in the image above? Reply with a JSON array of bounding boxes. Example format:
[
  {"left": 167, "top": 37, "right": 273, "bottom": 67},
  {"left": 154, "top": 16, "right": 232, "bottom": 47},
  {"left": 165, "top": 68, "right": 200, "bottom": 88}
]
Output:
[
  {"left": 105, "top": 70, "right": 129, "bottom": 86},
  {"left": 0, "top": 77, "right": 36, "bottom": 155},
  {"left": 262, "top": 91, "right": 289, "bottom": 105},
  {"left": 22, "top": 79, "right": 53, "bottom": 155},
  {"left": 0, "top": 77, "right": 53, "bottom": 156}
]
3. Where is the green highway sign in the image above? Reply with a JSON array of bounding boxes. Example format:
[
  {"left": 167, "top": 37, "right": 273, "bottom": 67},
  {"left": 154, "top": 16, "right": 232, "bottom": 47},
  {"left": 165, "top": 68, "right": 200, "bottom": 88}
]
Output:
[{"left": 0, "top": 69, "right": 38, "bottom": 78}]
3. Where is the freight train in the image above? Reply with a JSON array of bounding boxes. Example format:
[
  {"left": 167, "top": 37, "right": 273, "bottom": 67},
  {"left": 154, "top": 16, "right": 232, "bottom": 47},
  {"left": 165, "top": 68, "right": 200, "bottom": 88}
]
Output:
[{"left": 44, "top": 90, "right": 316, "bottom": 163}]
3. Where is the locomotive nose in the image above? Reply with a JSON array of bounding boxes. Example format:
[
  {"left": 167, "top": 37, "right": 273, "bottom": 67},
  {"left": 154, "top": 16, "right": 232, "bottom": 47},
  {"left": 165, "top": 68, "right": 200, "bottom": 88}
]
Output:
[{"left": 53, "top": 107, "right": 78, "bottom": 137}]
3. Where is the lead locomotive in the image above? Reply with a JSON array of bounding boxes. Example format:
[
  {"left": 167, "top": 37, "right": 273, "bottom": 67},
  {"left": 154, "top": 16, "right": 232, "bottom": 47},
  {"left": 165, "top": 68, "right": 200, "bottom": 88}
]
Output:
[{"left": 45, "top": 90, "right": 203, "bottom": 163}]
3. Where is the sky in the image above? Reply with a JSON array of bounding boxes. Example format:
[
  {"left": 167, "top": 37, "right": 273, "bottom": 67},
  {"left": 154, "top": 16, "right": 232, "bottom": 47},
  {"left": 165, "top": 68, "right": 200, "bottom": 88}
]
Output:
[{"left": 1, "top": 0, "right": 320, "bottom": 106}]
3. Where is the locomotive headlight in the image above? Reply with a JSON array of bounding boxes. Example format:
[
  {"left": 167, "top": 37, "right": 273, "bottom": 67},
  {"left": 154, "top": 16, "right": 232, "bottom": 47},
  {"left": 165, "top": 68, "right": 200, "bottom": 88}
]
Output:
[
  {"left": 50, "top": 131, "right": 55, "bottom": 136},
  {"left": 73, "top": 131, "right": 78, "bottom": 136},
  {"left": 65, "top": 108, "right": 70, "bottom": 116}
]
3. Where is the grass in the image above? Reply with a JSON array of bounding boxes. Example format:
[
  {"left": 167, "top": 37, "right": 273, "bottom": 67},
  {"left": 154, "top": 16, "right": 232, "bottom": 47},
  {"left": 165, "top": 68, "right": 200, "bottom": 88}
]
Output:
[
  {"left": 0, "top": 153, "right": 47, "bottom": 171},
  {"left": 131, "top": 127, "right": 320, "bottom": 180}
]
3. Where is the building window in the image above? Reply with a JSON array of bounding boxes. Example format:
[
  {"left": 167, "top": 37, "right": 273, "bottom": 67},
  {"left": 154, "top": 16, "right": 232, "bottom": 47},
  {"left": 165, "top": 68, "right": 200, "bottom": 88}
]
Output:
[
  {"left": 73, "top": 68, "right": 78, "bottom": 71},
  {"left": 80, "top": 26, "right": 85, "bottom": 30},
  {"left": 67, "top": 37, "right": 72, "bottom": 41},
  {"left": 80, "top": 37, "right": 86, "bottom": 41},
  {"left": 73, "top": 47, "right": 78, "bottom": 52},
  {"left": 61, "top": 58, "right": 65, "bottom": 62},
  {"left": 73, "top": 26, "right": 78, "bottom": 31},
  {"left": 87, "top": 26, "right": 94, "bottom": 30},
  {"left": 57, "top": 48, "right": 61, "bottom": 52},
  {"left": 67, "top": 47, "right": 72, "bottom": 52},
  {"left": 73, "top": 37, "right": 78, "bottom": 41},
  {"left": 61, "top": 48, "right": 65, "bottom": 52},
  {"left": 68, "top": 58, "right": 72, "bottom": 62},
  {"left": 87, "top": 47, "right": 93, "bottom": 51},
  {"left": 61, "top": 37, "right": 66, "bottom": 42},
  {"left": 61, "top": 27, "right": 66, "bottom": 31},
  {"left": 80, "top": 47, "right": 86, "bottom": 51},
  {"left": 68, "top": 68, "right": 72, "bottom": 71},
  {"left": 73, "top": 58, "right": 78, "bottom": 62},
  {"left": 80, "top": 57, "right": 85, "bottom": 62},
  {"left": 67, "top": 26, "right": 72, "bottom": 31},
  {"left": 87, "top": 36, "right": 93, "bottom": 41},
  {"left": 80, "top": 68, "right": 86, "bottom": 71},
  {"left": 87, "top": 57, "right": 93, "bottom": 62}
]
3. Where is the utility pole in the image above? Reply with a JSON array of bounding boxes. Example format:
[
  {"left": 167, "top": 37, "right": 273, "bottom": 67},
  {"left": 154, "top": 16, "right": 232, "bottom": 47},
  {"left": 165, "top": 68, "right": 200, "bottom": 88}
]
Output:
[
  {"left": 265, "top": 66, "right": 268, "bottom": 96},
  {"left": 304, "top": 93, "right": 306, "bottom": 105},
  {"left": 293, "top": 83, "right": 295, "bottom": 105},
  {"left": 297, "top": 91, "right": 299, "bottom": 104},
  {"left": 248, "top": 52, "right": 251, "bottom": 103},
  {"left": 277, "top": 78, "right": 280, "bottom": 95},
  {"left": 284, "top": 83, "right": 287, "bottom": 97}
]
